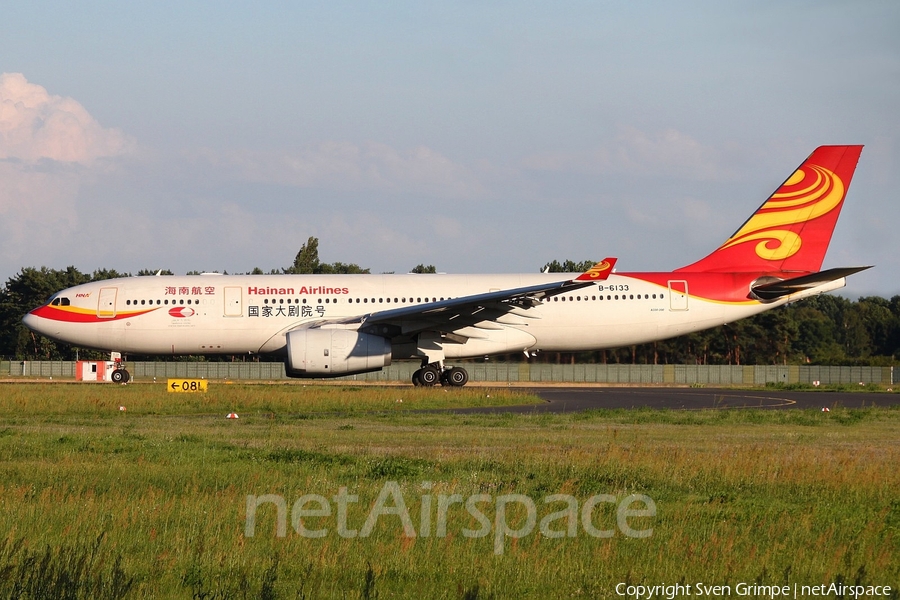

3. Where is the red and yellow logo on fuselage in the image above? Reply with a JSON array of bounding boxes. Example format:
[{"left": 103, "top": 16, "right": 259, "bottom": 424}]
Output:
[{"left": 29, "top": 304, "right": 157, "bottom": 323}]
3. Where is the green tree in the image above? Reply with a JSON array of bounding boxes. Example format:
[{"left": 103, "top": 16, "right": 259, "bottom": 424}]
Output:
[
  {"left": 410, "top": 264, "right": 437, "bottom": 274},
  {"left": 791, "top": 305, "right": 843, "bottom": 363},
  {"left": 284, "top": 237, "right": 369, "bottom": 274},
  {"left": 542, "top": 259, "right": 596, "bottom": 273},
  {"left": 136, "top": 269, "right": 175, "bottom": 276},
  {"left": 285, "top": 236, "right": 320, "bottom": 274},
  {"left": 92, "top": 268, "right": 131, "bottom": 280}
]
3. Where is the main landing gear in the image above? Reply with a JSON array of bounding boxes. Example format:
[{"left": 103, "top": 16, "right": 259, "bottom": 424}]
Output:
[{"left": 412, "top": 364, "right": 469, "bottom": 387}]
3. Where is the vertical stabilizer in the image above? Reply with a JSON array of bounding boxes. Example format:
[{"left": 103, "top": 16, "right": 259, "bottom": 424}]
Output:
[{"left": 677, "top": 145, "right": 863, "bottom": 273}]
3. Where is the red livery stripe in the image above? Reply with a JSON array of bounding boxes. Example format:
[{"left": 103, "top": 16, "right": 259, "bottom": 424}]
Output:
[{"left": 29, "top": 304, "right": 157, "bottom": 323}]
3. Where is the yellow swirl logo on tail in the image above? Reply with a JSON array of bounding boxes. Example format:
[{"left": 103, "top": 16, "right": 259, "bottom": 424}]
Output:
[
  {"left": 719, "top": 165, "right": 844, "bottom": 261},
  {"left": 585, "top": 261, "right": 611, "bottom": 278},
  {"left": 575, "top": 258, "right": 617, "bottom": 281}
]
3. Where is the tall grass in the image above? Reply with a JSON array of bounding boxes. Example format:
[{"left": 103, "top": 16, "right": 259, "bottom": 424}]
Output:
[
  {"left": 0, "top": 384, "right": 896, "bottom": 597},
  {"left": 0, "top": 382, "right": 536, "bottom": 416}
]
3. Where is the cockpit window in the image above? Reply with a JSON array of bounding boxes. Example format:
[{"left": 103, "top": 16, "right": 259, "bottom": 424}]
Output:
[{"left": 50, "top": 297, "right": 70, "bottom": 306}]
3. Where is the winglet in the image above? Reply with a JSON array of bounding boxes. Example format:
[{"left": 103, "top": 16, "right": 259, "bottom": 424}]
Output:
[{"left": 575, "top": 258, "right": 617, "bottom": 281}]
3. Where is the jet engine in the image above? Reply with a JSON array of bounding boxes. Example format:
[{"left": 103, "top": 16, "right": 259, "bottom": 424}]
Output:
[{"left": 285, "top": 329, "right": 392, "bottom": 378}]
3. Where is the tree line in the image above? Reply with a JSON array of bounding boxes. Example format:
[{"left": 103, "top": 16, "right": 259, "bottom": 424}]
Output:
[{"left": 1, "top": 239, "right": 896, "bottom": 365}]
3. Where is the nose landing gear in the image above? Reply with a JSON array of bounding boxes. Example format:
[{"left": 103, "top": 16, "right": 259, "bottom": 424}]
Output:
[
  {"left": 110, "top": 367, "right": 131, "bottom": 383},
  {"left": 109, "top": 352, "right": 130, "bottom": 384}
]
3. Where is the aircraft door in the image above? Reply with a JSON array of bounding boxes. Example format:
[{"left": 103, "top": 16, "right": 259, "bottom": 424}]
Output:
[
  {"left": 667, "top": 280, "right": 689, "bottom": 311},
  {"left": 97, "top": 287, "right": 118, "bottom": 318},
  {"left": 224, "top": 286, "right": 243, "bottom": 317}
]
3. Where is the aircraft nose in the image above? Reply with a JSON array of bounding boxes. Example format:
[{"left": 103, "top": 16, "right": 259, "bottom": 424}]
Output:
[{"left": 22, "top": 311, "right": 46, "bottom": 335}]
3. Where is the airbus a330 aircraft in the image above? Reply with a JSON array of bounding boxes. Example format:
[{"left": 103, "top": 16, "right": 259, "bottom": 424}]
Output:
[{"left": 24, "top": 145, "right": 869, "bottom": 386}]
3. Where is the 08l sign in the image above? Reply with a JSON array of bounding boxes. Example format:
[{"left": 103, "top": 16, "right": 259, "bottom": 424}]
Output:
[{"left": 167, "top": 379, "right": 208, "bottom": 393}]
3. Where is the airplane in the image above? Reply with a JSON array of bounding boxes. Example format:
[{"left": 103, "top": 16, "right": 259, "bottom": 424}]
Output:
[{"left": 23, "top": 145, "right": 870, "bottom": 386}]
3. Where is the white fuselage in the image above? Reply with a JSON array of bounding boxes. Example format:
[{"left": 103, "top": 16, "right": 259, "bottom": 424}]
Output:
[{"left": 23, "top": 271, "right": 815, "bottom": 359}]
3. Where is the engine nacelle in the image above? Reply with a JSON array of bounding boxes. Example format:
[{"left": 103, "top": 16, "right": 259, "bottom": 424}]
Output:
[{"left": 285, "top": 329, "right": 392, "bottom": 378}]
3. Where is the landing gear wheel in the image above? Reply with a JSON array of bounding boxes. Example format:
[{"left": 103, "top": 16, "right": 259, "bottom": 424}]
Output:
[
  {"left": 412, "top": 370, "right": 423, "bottom": 387},
  {"left": 418, "top": 366, "right": 440, "bottom": 387},
  {"left": 446, "top": 367, "right": 468, "bottom": 387},
  {"left": 111, "top": 369, "right": 130, "bottom": 384}
]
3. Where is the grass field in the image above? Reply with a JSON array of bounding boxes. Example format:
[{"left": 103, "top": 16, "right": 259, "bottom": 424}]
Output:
[{"left": 0, "top": 383, "right": 897, "bottom": 598}]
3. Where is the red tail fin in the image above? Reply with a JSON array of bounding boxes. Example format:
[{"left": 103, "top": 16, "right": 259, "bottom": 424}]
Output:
[{"left": 677, "top": 145, "right": 863, "bottom": 273}]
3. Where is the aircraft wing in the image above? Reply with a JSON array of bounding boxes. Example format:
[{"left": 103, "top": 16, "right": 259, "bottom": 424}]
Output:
[{"left": 308, "top": 259, "right": 616, "bottom": 341}]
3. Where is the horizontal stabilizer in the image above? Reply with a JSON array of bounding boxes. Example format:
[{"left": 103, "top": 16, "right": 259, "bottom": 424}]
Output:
[{"left": 750, "top": 266, "right": 872, "bottom": 300}]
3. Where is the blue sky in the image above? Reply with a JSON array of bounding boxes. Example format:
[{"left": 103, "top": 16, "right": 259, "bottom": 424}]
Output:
[{"left": 1, "top": 1, "right": 898, "bottom": 295}]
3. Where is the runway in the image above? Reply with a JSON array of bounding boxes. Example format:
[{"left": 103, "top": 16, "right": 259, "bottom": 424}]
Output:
[{"left": 455, "top": 387, "right": 899, "bottom": 414}]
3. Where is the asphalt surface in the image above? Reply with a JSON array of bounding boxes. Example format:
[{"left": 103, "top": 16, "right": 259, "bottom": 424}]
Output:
[{"left": 455, "top": 387, "right": 900, "bottom": 414}]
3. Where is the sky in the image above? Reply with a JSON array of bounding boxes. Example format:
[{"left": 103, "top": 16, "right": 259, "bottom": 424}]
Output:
[{"left": 1, "top": 1, "right": 898, "bottom": 296}]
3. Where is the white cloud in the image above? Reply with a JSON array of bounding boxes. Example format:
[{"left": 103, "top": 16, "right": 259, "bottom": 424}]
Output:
[
  {"left": 0, "top": 73, "right": 135, "bottom": 272},
  {"left": 0, "top": 73, "right": 133, "bottom": 164}
]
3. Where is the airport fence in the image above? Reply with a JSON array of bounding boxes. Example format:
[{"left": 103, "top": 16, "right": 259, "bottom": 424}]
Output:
[{"left": 1, "top": 359, "right": 894, "bottom": 386}]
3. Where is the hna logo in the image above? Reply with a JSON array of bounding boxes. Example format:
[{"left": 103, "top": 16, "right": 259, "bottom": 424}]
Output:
[
  {"left": 720, "top": 165, "right": 843, "bottom": 261},
  {"left": 76, "top": 293, "right": 91, "bottom": 298},
  {"left": 169, "top": 307, "right": 196, "bottom": 318}
]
